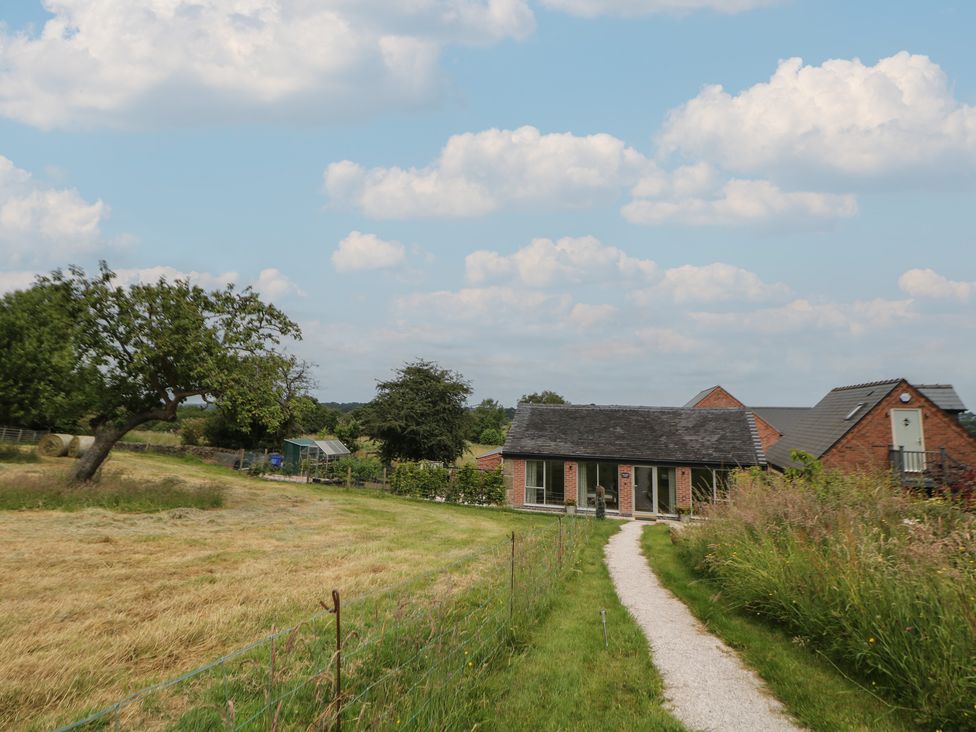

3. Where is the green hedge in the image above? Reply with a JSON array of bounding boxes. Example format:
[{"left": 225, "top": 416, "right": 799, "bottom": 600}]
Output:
[{"left": 391, "top": 462, "right": 505, "bottom": 506}]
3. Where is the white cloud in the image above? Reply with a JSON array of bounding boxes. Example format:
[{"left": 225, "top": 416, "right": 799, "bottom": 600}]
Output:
[
  {"left": 540, "top": 0, "right": 776, "bottom": 17},
  {"left": 0, "top": 271, "right": 37, "bottom": 294},
  {"left": 568, "top": 303, "right": 618, "bottom": 328},
  {"left": 253, "top": 268, "right": 305, "bottom": 299},
  {"left": 575, "top": 326, "right": 701, "bottom": 360},
  {"left": 0, "top": 0, "right": 535, "bottom": 129},
  {"left": 397, "top": 285, "right": 571, "bottom": 322},
  {"left": 623, "top": 172, "right": 857, "bottom": 226},
  {"left": 466, "top": 236, "right": 656, "bottom": 286},
  {"left": 644, "top": 262, "right": 789, "bottom": 303},
  {"left": 898, "top": 268, "right": 974, "bottom": 301},
  {"left": 332, "top": 231, "right": 407, "bottom": 272},
  {"left": 325, "top": 126, "right": 650, "bottom": 217},
  {"left": 658, "top": 52, "right": 976, "bottom": 177},
  {"left": 0, "top": 155, "right": 107, "bottom": 266},
  {"left": 112, "top": 266, "right": 240, "bottom": 290},
  {"left": 690, "top": 298, "right": 917, "bottom": 335}
]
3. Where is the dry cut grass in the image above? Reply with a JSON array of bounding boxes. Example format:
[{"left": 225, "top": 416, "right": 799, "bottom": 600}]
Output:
[{"left": 0, "top": 451, "right": 551, "bottom": 730}]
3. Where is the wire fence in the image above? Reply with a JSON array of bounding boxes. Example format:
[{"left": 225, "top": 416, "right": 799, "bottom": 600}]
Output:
[
  {"left": 0, "top": 426, "right": 46, "bottom": 445},
  {"left": 53, "top": 515, "right": 593, "bottom": 731}
]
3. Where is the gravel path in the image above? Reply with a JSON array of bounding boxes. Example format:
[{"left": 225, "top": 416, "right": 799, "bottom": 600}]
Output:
[{"left": 605, "top": 520, "right": 804, "bottom": 732}]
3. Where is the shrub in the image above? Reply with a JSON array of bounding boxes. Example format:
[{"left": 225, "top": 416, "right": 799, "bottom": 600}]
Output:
[
  {"left": 179, "top": 418, "right": 206, "bottom": 446},
  {"left": 478, "top": 427, "right": 504, "bottom": 446},
  {"left": 678, "top": 467, "right": 976, "bottom": 728},
  {"left": 390, "top": 462, "right": 504, "bottom": 506}
]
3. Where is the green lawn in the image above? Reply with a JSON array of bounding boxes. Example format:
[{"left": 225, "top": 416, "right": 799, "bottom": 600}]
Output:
[
  {"left": 477, "top": 520, "right": 685, "bottom": 731},
  {"left": 641, "top": 525, "right": 919, "bottom": 732}
]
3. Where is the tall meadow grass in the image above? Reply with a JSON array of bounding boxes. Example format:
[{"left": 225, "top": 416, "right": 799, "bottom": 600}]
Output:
[{"left": 678, "top": 468, "right": 976, "bottom": 730}]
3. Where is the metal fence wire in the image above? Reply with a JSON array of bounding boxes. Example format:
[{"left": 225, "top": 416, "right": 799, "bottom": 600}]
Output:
[
  {"left": 52, "top": 516, "right": 593, "bottom": 732},
  {"left": 0, "top": 426, "right": 46, "bottom": 445}
]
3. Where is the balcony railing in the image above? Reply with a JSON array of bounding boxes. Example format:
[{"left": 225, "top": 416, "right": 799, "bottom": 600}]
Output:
[{"left": 888, "top": 447, "right": 970, "bottom": 489}]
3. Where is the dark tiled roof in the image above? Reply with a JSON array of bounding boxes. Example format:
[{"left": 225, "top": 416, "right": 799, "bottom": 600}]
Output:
[
  {"left": 751, "top": 407, "right": 813, "bottom": 435},
  {"left": 765, "top": 380, "right": 901, "bottom": 468},
  {"left": 502, "top": 404, "right": 766, "bottom": 467},
  {"left": 476, "top": 447, "right": 502, "bottom": 458},
  {"left": 683, "top": 386, "right": 719, "bottom": 407},
  {"left": 917, "top": 384, "right": 967, "bottom": 413}
]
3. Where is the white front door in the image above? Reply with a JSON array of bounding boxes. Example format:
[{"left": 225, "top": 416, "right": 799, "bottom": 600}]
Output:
[{"left": 891, "top": 408, "right": 925, "bottom": 472}]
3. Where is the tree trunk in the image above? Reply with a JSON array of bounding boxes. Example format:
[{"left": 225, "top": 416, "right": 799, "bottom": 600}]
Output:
[{"left": 69, "top": 426, "right": 124, "bottom": 483}]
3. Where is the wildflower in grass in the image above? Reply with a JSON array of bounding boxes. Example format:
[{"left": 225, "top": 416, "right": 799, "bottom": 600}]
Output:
[{"left": 868, "top": 637, "right": 876, "bottom": 645}]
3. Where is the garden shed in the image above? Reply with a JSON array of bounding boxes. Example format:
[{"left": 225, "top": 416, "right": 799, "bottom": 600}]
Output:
[{"left": 282, "top": 437, "right": 351, "bottom": 471}]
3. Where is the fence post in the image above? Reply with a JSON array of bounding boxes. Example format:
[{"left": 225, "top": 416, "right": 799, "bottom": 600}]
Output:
[
  {"left": 509, "top": 531, "right": 516, "bottom": 624},
  {"left": 322, "top": 589, "right": 342, "bottom": 732}
]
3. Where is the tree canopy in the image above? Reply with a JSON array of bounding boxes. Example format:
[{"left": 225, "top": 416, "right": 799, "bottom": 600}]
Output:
[
  {"left": 467, "top": 398, "right": 508, "bottom": 442},
  {"left": 364, "top": 359, "right": 472, "bottom": 464},
  {"left": 519, "top": 390, "right": 568, "bottom": 405},
  {"left": 0, "top": 263, "right": 305, "bottom": 481}
]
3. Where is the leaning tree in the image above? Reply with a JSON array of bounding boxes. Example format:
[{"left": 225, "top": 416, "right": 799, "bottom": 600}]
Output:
[{"left": 1, "top": 263, "right": 305, "bottom": 482}]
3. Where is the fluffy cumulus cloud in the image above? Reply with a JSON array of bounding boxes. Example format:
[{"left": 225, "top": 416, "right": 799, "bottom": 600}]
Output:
[
  {"left": 568, "top": 302, "right": 618, "bottom": 328},
  {"left": 466, "top": 235, "right": 656, "bottom": 286},
  {"left": 111, "top": 266, "right": 240, "bottom": 290},
  {"left": 540, "top": 0, "right": 776, "bottom": 17},
  {"left": 690, "top": 298, "right": 918, "bottom": 336},
  {"left": 623, "top": 164, "right": 857, "bottom": 226},
  {"left": 0, "top": 0, "right": 535, "bottom": 128},
  {"left": 0, "top": 155, "right": 107, "bottom": 265},
  {"left": 397, "top": 285, "right": 571, "bottom": 323},
  {"left": 325, "top": 126, "right": 650, "bottom": 217},
  {"left": 466, "top": 236, "right": 786, "bottom": 305},
  {"left": 658, "top": 52, "right": 976, "bottom": 177},
  {"left": 648, "top": 262, "right": 790, "bottom": 303},
  {"left": 898, "top": 268, "right": 974, "bottom": 301},
  {"left": 253, "top": 267, "right": 305, "bottom": 299},
  {"left": 332, "top": 231, "right": 407, "bottom": 272}
]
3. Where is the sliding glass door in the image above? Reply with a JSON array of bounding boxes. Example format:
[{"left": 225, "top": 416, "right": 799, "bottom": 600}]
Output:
[{"left": 633, "top": 465, "right": 677, "bottom": 515}]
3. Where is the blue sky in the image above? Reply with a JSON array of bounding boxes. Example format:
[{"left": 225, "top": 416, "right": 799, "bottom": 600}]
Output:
[{"left": 1, "top": 0, "right": 974, "bottom": 408}]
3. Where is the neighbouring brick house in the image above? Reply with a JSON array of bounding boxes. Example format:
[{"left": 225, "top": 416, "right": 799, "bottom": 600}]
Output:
[
  {"left": 475, "top": 447, "right": 503, "bottom": 471},
  {"left": 763, "top": 379, "right": 976, "bottom": 479},
  {"left": 500, "top": 404, "right": 766, "bottom": 517},
  {"left": 688, "top": 379, "right": 976, "bottom": 482}
]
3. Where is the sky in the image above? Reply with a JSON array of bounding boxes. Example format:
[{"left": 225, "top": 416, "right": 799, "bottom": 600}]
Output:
[{"left": 0, "top": 0, "right": 974, "bottom": 409}]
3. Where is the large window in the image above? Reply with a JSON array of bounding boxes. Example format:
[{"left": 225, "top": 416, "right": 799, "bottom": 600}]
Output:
[
  {"left": 525, "top": 460, "right": 565, "bottom": 506},
  {"left": 691, "top": 468, "right": 734, "bottom": 512},
  {"left": 577, "top": 462, "right": 619, "bottom": 510}
]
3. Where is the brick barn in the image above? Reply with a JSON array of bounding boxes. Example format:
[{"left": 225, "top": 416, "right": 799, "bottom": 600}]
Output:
[
  {"left": 498, "top": 378, "right": 976, "bottom": 516},
  {"left": 501, "top": 404, "right": 767, "bottom": 517}
]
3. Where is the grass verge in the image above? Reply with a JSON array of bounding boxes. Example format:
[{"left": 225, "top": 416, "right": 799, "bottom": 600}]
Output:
[
  {"left": 642, "top": 524, "right": 919, "bottom": 732},
  {"left": 0, "top": 475, "right": 225, "bottom": 512},
  {"left": 0, "top": 445, "right": 40, "bottom": 463},
  {"left": 476, "top": 521, "right": 685, "bottom": 731}
]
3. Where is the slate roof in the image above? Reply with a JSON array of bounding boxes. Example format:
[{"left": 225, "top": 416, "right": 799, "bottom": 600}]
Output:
[
  {"left": 502, "top": 404, "right": 766, "bottom": 467},
  {"left": 765, "top": 380, "right": 901, "bottom": 468},
  {"left": 751, "top": 407, "right": 813, "bottom": 435},
  {"left": 917, "top": 384, "right": 967, "bottom": 413}
]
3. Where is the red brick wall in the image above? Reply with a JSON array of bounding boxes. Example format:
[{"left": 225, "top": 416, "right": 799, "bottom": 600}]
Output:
[
  {"left": 476, "top": 452, "right": 502, "bottom": 471},
  {"left": 824, "top": 382, "right": 976, "bottom": 473},
  {"left": 618, "top": 464, "right": 633, "bottom": 516},
  {"left": 564, "top": 461, "right": 578, "bottom": 506},
  {"left": 692, "top": 386, "right": 745, "bottom": 409},
  {"left": 511, "top": 458, "right": 526, "bottom": 506},
  {"left": 676, "top": 467, "right": 692, "bottom": 509},
  {"left": 752, "top": 414, "right": 782, "bottom": 453}
]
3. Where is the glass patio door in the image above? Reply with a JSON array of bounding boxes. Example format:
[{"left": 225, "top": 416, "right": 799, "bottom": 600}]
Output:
[
  {"left": 633, "top": 466, "right": 677, "bottom": 514},
  {"left": 634, "top": 466, "right": 655, "bottom": 512}
]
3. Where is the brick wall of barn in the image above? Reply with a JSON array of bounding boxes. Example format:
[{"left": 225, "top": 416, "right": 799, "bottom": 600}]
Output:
[{"left": 823, "top": 381, "right": 976, "bottom": 473}]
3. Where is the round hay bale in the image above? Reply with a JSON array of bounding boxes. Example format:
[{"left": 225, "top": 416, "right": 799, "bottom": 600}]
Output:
[
  {"left": 68, "top": 435, "right": 96, "bottom": 458},
  {"left": 37, "top": 433, "right": 74, "bottom": 457}
]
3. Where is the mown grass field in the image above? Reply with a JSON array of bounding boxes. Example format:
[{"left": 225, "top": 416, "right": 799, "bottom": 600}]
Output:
[{"left": 0, "top": 450, "right": 553, "bottom": 729}]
